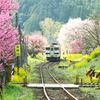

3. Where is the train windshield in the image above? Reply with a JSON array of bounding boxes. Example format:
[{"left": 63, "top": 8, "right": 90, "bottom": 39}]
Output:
[
  {"left": 54, "top": 48, "right": 59, "bottom": 50},
  {"left": 51, "top": 48, "right": 53, "bottom": 51},
  {"left": 46, "top": 47, "right": 50, "bottom": 50}
]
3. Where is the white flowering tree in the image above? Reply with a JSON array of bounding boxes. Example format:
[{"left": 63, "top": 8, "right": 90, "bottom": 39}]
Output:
[{"left": 58, "top": 18, "right": 100, "bottom": 51}]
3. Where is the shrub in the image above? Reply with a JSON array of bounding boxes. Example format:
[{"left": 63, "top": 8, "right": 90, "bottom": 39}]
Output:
[
  {"left": 11, "top": 74, "right": 22, "bottom": 82},
  {"left": 90, "top": 50, "right": 100, "bottom": 58},
  {"left": 11, "top": 67, "right": 27, "bottom": 82},
  {"left": 83, "top": 54, "right": 92, "bottom": 62},
  {"left": 14, "top": 67, "right": 27, "bottom": 77}
]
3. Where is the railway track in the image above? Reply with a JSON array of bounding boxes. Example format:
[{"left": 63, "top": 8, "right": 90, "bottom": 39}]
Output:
[{"left": 39, "top": 61, "right": 78, "bottom": 100}]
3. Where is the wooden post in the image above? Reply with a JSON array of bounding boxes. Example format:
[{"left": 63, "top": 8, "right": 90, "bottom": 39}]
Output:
[
  {"left": 90, "top": 75, "right": 92, "bottom": 82},
  {"left": 23, "top": 76, "right": 27, "bottom": 87},
  {"left": 98, "top": 78, "right": 100, "bottom": 83},
  {"left": 75, "top": 76, "right": 79, "bottom": 84},
  {"left": 81, "top": 78, "right": 83, "bottom": 86}
]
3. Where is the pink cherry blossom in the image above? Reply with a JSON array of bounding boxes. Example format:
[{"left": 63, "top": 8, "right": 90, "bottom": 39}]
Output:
[
  {"left": 25, "top": 33, "right": 47, "bottom": 56},
  {"left": 68, "top": 40, "right": 84, "bottom": 54},
  {"left": 0, "top": 0, "right": 19, "bottom": 72}
]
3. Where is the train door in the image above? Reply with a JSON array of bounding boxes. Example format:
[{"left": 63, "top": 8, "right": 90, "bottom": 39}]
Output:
[{"left": 50, "top": 47, "right": 54, "bottom": 57}]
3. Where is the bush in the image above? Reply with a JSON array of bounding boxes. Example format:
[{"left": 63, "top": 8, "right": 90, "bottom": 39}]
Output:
[
  {"left": 90, "top": 50, "right": 100, "bottom": 58},
  {"left": 11, "top": 67, "right": 27, "bottom": 82},
  {"left": 83, "top": 54, "right": 92, "bottom": 62}
]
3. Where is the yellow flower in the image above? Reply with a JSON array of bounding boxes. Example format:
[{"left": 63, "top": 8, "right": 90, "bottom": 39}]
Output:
[{"left": 11, "top": 67, "right": 27, "bottom": 82}]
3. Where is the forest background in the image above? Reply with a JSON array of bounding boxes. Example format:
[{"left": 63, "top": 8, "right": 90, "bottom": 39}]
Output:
[{"left": 16, "top": 0, "right": 100, "bottom": 43}]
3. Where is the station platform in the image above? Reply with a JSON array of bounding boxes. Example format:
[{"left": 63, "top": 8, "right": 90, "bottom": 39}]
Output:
[{"left": 27, "top": 83, "right": 79, "bottom": 89}]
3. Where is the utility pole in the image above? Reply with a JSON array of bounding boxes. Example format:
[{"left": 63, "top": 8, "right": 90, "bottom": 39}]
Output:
[
  {"left": 26, "top": 37, "right": 28, "bottom": 64},
  {"left": 25, "top": 38, "right": 27, "bottom": 66},
  {"left": 15, "top": 13, "right": 19, "bottom": 75},
  {"left": 42, "top": 31, "right": 43, "bottom": 55},
  {"left": 23, "top": 36, "right": 25, "bottom": 69},
  {"left": 18, "top": 25, "right": 22, "bottom": 67},
  {"left": 15, "top": 13, "right": 18, "bottom": 27}
]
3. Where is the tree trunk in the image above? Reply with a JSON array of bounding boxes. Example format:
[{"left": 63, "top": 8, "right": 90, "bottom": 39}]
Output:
[
  {"left": 4, "top": 65, "right": 12, "bottom": 84},
  {"left": 4, "top": 60, "right": 13, "bottom": 84}
]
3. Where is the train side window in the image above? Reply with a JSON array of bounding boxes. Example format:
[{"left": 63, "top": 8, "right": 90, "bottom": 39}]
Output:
[
  {"left": 51, "top": 48, "right": 53, "bottom": 51},
  {"left": 46, "top": 48, "right": 50, "bottom": 50},
  {"left": 54, "top": 48, "right": 59, "bottom": 50}
]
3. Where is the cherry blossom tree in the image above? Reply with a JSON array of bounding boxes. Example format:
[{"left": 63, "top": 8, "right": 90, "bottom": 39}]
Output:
[
  {"left": 80, "top": 19, "right": 100, "bottom": 50},
  {"left": 0, "top": 0, "right": 19, "bottom": 72},
  {"left": 57, "top": 18, "right": 84, "bottom": 48},
  {"left": 58, "top": 18, "right": 100, "bottom": 51},
  {"left": 26, "top": 34, "right": 47, "bottom": 57},
  {"left": 68, "top": 40, "right": 84, "bottom": 54}
]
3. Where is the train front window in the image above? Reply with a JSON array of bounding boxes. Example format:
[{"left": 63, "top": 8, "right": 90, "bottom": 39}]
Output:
[
  {"left": 54, "top": 48, "right": 59, "bottom": 50},
  {"left": 51, "top": 48, "right": 53, "bottom": 51},
  {"left": 46, "top": 48, "right": 50, "bottom": 50}
]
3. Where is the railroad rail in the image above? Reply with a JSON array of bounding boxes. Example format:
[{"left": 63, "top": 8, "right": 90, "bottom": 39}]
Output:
[{"left": 40, "top": 62, "right": 78, "bottom": 100}]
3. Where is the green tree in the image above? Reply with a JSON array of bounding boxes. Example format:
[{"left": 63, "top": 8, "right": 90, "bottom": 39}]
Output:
[
  {"left": 87, "top": 9, "right": 100, "bottom": 25},
  {"left": 23, "top": 13, "right": 41, "bottom": 35},
  {"left": 39, "top": 18, "right": 62, "bottom": 44}
]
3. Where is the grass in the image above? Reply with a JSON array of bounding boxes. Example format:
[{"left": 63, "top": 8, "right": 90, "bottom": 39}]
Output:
[
  {"left": 79, "top": 87, "right": 100, "bottom": 100},
  {"left": 0, "top": 53, "right": 46, "bottom": 100},
  {"left": 27, "top": 54, "right": 47, "bottom": 82},
  {"left": 62, "top": 55, "right": 100, "bottom": 83},
  {"left": 1, "top": 83, "right": 36, "bottom": 100},
  {"left": 53, "top": 54, "right": 100, "bottom": 99}
]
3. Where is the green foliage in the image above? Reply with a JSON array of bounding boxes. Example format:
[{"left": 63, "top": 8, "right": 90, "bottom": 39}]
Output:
[
  {"left": 35, "top": 53, "right": 46, "bottom": 61},
  {"left": 17, "top": 0, "right": 100, "bottom": 35},
  {"left": 39, "top": 18, "right": 62, "bottom": 43},
  {"left": 75, "top": 59, "right": 87, "bottom": 68}
]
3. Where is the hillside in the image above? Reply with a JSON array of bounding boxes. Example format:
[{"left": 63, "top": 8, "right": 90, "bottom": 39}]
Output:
[
  {"left": 17, "top": 0, "right": 100, "bottom": 35},
  {"left": 58, "top": 54, "right": 100, "bottom": 99}
]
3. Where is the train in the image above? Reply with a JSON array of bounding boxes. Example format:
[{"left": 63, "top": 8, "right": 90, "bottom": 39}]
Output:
[{"left": 45, "top": 43, "right": 61, "bottom": 62}]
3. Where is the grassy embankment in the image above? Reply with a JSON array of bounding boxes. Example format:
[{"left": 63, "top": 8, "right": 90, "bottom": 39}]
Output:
[
  {"left": 2, "top": 53, "right": 46, "bottom": 100},
  {"left": 53, "top": 53, "right": 100, "bottom": 100}
]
